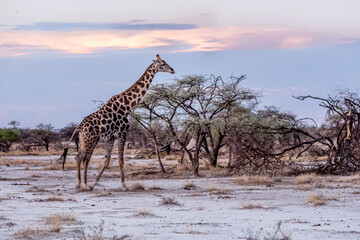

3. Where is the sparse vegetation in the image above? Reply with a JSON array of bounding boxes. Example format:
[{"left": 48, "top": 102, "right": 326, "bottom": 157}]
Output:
[{"left": 234, "top": 175, "right": 273, "bottom": 186}]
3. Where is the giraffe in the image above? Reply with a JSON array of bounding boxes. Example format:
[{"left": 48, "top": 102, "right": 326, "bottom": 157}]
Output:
[{"left": 61, "top": 55, "right": 175, "bottom": 191}]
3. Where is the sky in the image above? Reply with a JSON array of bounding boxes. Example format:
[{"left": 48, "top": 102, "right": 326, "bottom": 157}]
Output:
[{"left": 0, "top": 0, "right": 360, "bottom": 129}]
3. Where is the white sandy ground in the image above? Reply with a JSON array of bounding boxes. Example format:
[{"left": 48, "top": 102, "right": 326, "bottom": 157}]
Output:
[{"left": 0, "top": 155, "right": 360, "bottom": 239}]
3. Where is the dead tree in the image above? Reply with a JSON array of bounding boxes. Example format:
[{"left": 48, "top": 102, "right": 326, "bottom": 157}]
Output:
[{"left": 275, "top": 94, "right": 360, "bottom": 174}]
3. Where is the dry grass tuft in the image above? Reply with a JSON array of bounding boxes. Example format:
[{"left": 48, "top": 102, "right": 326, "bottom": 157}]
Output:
[
  {"left": 184, "top": 182, "right": 197, "bottom": 190},
  {"left": 234, "top": 175, "right": 273, "bottom": 186},
  {"left": 241, "top": 202, "right": 263, "bottom": 209},
  {"left": 134, "top": 209, "right": 154, "bottom": 217},
  {"left": 306, "top": 194, "right": 326, "bottom": 206},
  {"left": 296, "top": 173, "right": 317, "bottom": 184},
  {"left": 46, "top": 214, "right": 77, "bottom": 225},
  {"left": 131, "top": 182, "right": 145, "bottom": 191},
  {"left": 13, "top": 226, "right": 40, "bottom": 239},
  {"left": 149, "top": 185, "right": 163, "bottom": 190},
  {"left": 13, "top": 214, "right": 77, "bottom": 239}
]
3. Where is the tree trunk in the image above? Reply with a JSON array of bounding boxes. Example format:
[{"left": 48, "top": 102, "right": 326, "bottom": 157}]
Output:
[
  {"left": 154, "top": 136, "right": 166, "bottom": 173},
  {"left": 228, "top": 144, "right": 232, "bottom": 167},
  {"left": 45, "top": 142, "right": 49, "bottom": 151},
  {"left": 193, "top": 133, "right": 206, "bottom": 176}
]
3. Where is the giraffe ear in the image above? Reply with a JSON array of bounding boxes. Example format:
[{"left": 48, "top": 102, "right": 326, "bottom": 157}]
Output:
[{"left": 156, "top": 54, "right": 162, "bottom": 62}]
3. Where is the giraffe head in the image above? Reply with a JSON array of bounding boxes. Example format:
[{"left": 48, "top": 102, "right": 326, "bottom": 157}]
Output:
[{"left": 153, "top": 54, "right": 175, "bottom": 74}]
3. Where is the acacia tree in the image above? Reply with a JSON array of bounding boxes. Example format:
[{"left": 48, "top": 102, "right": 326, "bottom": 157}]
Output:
[
  {"left": 138, "top": 75, "right": 258, "bottom": 175},
  {"left": 33, "top": 123, "right": 58, "bottom": 151},
  {"left": 131, "top": 95, "right": 167, "bottom": 173}
]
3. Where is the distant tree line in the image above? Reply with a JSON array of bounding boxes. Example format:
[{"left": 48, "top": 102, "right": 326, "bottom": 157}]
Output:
[
  {"left": 1, "top": 75, "right": 359, "bottom": 175},
  {"left": 0, "top": 122, "right": 78, "bottom": 152}
]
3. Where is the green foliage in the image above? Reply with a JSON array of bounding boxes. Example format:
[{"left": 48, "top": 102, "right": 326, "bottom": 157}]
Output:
[
  {"left": 0, "top": 129, "right": 20, "bottom": 142},
  {"left": 0, "top": 128, "right": 20, "bottom": 151}
]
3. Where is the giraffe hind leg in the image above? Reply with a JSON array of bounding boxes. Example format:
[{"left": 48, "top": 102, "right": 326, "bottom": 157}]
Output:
[
  {"left": 118, "top": 138, "right": 128, "bottom": 190},
  {"left": 75, "top": 151, "right": 84, "bottom": 190}
]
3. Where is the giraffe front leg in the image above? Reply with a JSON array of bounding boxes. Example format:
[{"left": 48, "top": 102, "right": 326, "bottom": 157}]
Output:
[
  {"left": 91, "top": 139, "right": 114, "bottom": 190},
  {"left": 118, "top": 137, "right": 128, "bottom": 190}
]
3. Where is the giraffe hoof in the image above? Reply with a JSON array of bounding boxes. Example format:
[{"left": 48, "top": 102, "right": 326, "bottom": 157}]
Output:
[
  {"left": 81, "top": 184, "right": 93, "bottom": 191},
  {"left": 75, "top": 184, "right": 81, "bottom": 190}
]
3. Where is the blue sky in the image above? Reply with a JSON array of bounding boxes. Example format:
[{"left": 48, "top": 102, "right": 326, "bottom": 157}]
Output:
[{"left": 1, "top": 0, "right": 359, "bottom": 128}]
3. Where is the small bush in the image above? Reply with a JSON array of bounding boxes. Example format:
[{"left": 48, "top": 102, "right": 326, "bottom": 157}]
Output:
[{"left": 159, "top": 196, "right": 180, "bottom": 206}]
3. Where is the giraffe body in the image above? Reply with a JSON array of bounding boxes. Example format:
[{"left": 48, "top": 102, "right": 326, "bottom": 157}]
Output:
[{"left": 62, "top": 55, "right": 174, "bottom": 190}]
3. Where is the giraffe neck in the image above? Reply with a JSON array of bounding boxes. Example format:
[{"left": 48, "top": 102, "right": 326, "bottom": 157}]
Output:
[{"left": 107, "top": 63, "right": 158, "bottom": 115}]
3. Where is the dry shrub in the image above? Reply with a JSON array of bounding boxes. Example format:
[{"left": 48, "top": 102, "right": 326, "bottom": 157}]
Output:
[
  {"left": 296, "top": 173, "right": 317, "bottom": 184},
  {"left": 306, "top": 194, "right": 326, "bottom": 206},
  {"left": 234, "top": 175, "right": 273, "bottom": 186},
  {"left": 131, "top": 182, "right": 145, "bottom": 191},
  {"left": 184, "top": 182, "right": 197, "bottom": 190},
  {"left": 159, "top": 196, "right": 180, "bottom": 206},
  {"left": 241, "top": 202, "right": 263, "bottom": 209}
]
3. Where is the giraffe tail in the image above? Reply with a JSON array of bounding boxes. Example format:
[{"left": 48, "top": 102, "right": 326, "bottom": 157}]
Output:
[{"left": 61, "top": 127, "right": 79, "bottom": 170}]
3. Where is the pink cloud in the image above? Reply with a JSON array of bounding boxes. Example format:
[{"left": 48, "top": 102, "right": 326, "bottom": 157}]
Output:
[{"left": 0, "top": 26, "right": 348, "bottom": 57}]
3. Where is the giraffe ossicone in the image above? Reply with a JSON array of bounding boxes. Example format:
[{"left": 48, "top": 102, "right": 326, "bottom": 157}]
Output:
[{"left": 61, "top": 54, "right": 175, "bottom": 191}]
